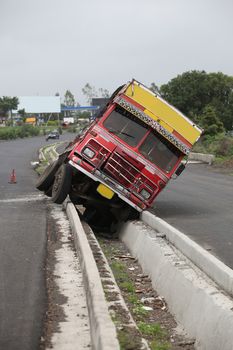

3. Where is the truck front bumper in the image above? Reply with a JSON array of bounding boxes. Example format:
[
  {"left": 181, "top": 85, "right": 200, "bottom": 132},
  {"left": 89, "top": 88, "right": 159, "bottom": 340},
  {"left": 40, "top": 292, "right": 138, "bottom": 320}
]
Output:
[{"left": 68, "top": 160, "right": 144, "bottom": 212}]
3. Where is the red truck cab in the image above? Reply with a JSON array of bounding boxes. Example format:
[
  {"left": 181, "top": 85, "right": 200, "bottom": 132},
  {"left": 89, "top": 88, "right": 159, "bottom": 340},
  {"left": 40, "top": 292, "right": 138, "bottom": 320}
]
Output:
[{"left": 37, "top": 80, "right": 202, "bottom": 232}]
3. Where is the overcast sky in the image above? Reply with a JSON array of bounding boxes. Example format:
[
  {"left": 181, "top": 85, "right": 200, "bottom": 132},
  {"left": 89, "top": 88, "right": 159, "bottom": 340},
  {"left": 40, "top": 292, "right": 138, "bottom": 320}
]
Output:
[{"left": 0, "top": 0, "right": 232, "bottom": 104}]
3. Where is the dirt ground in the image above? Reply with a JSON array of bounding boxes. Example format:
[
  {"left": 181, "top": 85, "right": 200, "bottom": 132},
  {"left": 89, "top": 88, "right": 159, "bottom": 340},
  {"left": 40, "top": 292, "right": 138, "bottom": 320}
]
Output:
[{"left": 83, "top": 220, "right": 196, "bottom": 350}]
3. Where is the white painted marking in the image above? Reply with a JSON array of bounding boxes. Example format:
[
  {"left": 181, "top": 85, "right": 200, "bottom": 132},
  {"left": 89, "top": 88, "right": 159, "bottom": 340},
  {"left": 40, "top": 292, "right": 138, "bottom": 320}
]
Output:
[{"left": 0, "top": 194, "right": 46, "bottom": 203}]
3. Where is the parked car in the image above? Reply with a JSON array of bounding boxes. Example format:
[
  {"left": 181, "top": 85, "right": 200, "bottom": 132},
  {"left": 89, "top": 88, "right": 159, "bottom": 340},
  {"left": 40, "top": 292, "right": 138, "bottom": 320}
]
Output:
[{"left": 46, "top": 130, "right": 60, "bottom": 141}]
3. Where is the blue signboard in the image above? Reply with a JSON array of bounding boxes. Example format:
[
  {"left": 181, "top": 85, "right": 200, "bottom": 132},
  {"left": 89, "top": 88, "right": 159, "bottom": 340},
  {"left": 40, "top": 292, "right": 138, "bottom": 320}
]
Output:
[{"left": 61, "top": 106, "right": 99, "bottom": 111}]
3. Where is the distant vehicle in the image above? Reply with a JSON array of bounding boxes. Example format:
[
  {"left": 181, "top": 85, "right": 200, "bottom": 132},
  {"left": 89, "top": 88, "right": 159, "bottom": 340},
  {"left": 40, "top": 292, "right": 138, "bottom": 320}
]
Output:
[
  {"left": 37, "top": 79, "right": 202, "bottom": 233},
  {"left": 63, "top": 117, "right": 74, "bottom": 124},
  {"left": 46, "top": 130, "right": 60, "bottom": 141}
]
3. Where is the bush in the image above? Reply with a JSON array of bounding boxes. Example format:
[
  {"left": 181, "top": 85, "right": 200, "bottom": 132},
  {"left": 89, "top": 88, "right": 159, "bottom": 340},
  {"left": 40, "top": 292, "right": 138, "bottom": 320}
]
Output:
[
  {"left": 215, "top": 137, "right": 233, "bottom": 156},
  {"left": 46, "top": 120, "right": 59, "bottom": 126},
  {"left": 193, "top": 134, "right": 233, "bottom": 158},
  {"left": 67, "top": 125, "right": 78, "bottom": 133},
  {"left": 0, "top": 125, "right": 40, "bottom": 140}
]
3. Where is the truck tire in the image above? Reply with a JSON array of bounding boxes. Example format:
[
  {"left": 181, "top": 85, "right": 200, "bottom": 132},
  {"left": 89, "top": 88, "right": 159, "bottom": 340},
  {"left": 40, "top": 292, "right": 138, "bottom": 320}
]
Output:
[
  {"left": 36, "top": 160, "right": 60, "bottom": 191},
  {"left": 44, "top": 185, "right": 53, "bottom": 197},
  {"left": 51, "top": 163, "right": 72, "bottom": 204}
]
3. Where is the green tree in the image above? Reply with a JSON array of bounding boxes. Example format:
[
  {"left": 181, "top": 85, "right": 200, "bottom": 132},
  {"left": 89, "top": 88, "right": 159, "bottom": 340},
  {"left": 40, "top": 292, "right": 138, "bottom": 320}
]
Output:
[
  {"left": 0, "top": 96, "right": 19, "bottom": 125},
  {"left": 0, "top": 96, "right": 19, "bottom": 116},
  {"left": 18, "top": 108, "right": 26, "bottom": 123},
  {"left": 160, "top": 70, "right": 209, "bottom": 116},
  {"left": 199, "top": 105, "right": 225, "bottom": 136},
  {"left": 160, "top": 70, "right": 233, "bottom": 131}
]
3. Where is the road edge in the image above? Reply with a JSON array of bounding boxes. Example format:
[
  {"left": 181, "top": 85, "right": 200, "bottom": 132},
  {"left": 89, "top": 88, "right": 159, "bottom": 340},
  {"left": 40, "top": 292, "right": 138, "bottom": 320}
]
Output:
[{"left": 65, "top": 201, "right": 119, "bottom": 350}]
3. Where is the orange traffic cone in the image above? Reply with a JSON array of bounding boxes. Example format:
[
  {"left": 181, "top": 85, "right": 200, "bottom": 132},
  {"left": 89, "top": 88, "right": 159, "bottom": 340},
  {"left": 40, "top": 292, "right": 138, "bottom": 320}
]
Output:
[{"left": 9, "top": 169, "right": 17, "bottom": 184}]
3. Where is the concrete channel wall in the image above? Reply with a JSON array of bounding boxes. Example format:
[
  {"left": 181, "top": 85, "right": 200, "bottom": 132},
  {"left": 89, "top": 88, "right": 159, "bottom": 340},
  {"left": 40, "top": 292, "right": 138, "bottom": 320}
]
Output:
[
  {"left": 66, "top": 199, "right": 233, "bottom": 350},
  {"left": 46, "top": 145, "right": 231, "bottom": 349},
  {"left": 141, "top": 211, "right": 233, "bottom": 297},
  {"left": 65, "top": 202, "right": 120, "bottom": 350},
  {"left": 119, "top": 215, "right": 233, "bottom": 350}
]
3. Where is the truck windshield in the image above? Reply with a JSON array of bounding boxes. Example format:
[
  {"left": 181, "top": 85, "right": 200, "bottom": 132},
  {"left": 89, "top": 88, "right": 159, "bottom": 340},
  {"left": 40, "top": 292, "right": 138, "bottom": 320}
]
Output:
[
  {"left": 103, "top": 106, "right": 148, "bottom": 147},
  {"left": 139, "top": 130, "right": 182, "bottom": 173}
]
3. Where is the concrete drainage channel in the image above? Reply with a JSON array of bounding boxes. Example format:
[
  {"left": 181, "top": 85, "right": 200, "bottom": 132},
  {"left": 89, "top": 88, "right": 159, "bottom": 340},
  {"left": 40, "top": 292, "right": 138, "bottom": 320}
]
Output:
[
  {"left": 65, "top": 200, "right": 233, "bottom": 350},
  {"left": 122, "top": 213, "right": 233, "bottom": 350},
  {"left": 39, "top": 145, "right": 232, "bottom": 349}
]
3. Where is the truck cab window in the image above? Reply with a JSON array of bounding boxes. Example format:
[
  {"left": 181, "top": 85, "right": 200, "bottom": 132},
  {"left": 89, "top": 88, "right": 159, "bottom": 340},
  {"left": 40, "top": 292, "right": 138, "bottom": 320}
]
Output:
[
  {"left": 139, "top": 130, "right": 182, "bottom": 172},
  {"left": 103, "top": 106, "right": 148, "bottom": 147}
]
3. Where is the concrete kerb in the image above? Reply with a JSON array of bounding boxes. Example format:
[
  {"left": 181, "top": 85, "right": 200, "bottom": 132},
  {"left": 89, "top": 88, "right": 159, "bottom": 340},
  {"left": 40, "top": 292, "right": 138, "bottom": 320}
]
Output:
[
  {"left": 119, "top": 220, "right": 233, "bottom": 350},
  {"left": 141, "top": 211, "right": 233, "bottom": 297},
  {"left": 188, "top": 152, "right": 215, "bottom": 165},
  {"left": 65, "top": 201, "right": 119, "bottom": 350}
]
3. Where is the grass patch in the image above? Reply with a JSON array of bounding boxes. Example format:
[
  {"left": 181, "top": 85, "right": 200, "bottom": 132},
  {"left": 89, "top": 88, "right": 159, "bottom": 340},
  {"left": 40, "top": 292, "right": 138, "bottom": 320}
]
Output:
[
  {"left": 138, "top": 322, "right": 171, "bottom": 350},
  {"left": 138, "top": 322, "right": 167, "bottom": 338},
  {"left": 119, "top": 281, "right": 135, "bottom": 293},
  {"left": 36, "top": 162, "right": 48, "bottom": 175},
  {"left": 150, "top": 340, "right": 171, "bottom": 350},
  {"left": 127, "top": 294, "right": 138, "bottom": 305},
  {"left": 132, "top": 304, "right": 148, "bottom": 318},
  {"left": 118, "top": 329, "right": 142, "bottom": 350}
]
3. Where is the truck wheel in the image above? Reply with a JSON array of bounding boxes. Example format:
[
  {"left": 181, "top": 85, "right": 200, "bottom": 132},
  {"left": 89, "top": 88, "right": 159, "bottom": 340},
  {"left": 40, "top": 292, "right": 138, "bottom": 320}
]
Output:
[
  {"left": 44, "top": 185, "right": 53, "bottom": 197},
  {"left": 51, "top": 163, "right": 72, "bottom": 204},
  {"left": 36, "top": 160, "right": 60, "bottom": 191}
]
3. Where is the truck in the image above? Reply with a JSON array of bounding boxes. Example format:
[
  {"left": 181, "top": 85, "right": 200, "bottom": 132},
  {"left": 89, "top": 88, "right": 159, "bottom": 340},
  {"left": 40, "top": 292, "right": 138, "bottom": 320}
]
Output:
[{"left": 36, "top": 79, "right": 202, "bottom": 232}]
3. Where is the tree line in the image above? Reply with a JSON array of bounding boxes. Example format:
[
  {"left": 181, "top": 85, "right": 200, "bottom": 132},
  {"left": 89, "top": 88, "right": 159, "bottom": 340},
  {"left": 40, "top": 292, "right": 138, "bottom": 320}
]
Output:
[{"left": 1, "top": 71, "right": 233, "bottom": 137}]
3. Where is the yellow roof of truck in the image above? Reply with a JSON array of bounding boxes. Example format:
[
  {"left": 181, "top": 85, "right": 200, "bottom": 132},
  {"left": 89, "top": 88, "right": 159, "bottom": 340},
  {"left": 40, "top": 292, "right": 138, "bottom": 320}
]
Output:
[{"left": 121, "top": 80, "right": 202, "bottom": 151}]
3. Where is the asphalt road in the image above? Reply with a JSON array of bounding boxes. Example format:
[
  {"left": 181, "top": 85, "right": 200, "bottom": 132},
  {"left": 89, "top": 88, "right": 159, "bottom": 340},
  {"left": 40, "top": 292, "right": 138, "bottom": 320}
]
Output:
[
  {"left": 0, "top": 133, "right": 75, "bottom": 350},
  {"left": 153, "top": 163, "right": 233, "bottom": 269},
  {"left": 0, "top": 133, "right": 232, "bottom": 347}
]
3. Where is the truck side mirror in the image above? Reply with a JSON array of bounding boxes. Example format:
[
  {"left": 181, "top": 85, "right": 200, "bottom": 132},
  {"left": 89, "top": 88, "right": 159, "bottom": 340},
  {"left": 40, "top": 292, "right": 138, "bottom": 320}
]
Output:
[{"left": 175, "top": 163, "right": 185, "bottom": 176}]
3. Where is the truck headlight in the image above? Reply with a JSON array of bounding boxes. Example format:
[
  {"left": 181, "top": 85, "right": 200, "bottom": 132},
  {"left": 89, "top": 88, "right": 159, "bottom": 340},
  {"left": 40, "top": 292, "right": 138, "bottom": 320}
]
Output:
[
  {"left": 140, "top": 188, "right": 151, "bottom": 200},
  {"left": 83, "top": 147, "right": 95, "bottom": 159}
]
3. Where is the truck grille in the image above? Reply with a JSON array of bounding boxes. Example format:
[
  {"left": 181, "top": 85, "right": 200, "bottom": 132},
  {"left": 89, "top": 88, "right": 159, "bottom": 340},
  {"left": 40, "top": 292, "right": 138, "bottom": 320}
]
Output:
[{"left": 104, "top": 152, "right": 140, "bottom": 188}]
